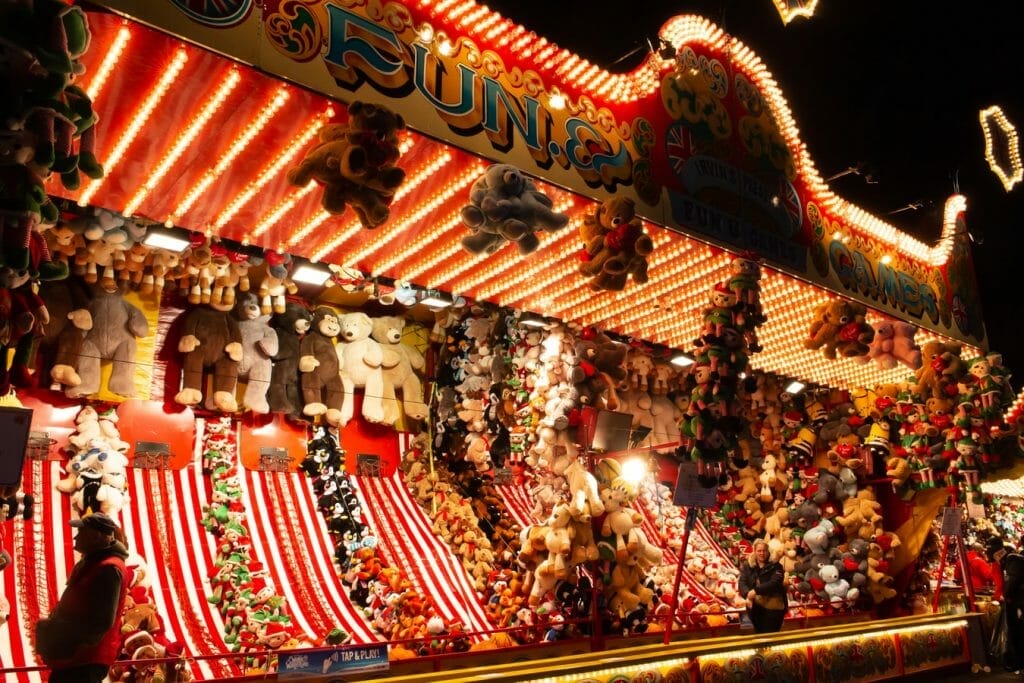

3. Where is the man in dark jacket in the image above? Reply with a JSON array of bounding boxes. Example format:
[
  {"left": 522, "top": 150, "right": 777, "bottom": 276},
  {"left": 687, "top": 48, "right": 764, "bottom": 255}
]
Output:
[{"left": 35, "top": 512, "right": 130, "bottom": 682}]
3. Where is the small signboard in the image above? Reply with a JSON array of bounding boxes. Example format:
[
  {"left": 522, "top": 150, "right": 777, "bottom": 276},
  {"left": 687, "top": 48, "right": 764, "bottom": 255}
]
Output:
[
  {"left": 940, "top": 507, "right": 963, "bottom": 537},
  {"left": 0, "top": 407, "right": 33, "bottom": 487},
  {"left": 259, "top": 447, "right": 291, "bottom": 472},
  {"left": 278, "top": 644, "right": 389, "bottom": 679},
  {"left": 672, "top": 462, "right": 719, "bottom": 509},
  {"left": 966, "top": 500, "right": 986, "bottom": 519}
]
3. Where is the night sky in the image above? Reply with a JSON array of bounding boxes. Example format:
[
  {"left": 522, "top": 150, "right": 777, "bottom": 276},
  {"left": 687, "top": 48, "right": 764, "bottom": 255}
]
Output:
[{"left": 484, "top": 0, "right": 1024, "bottom": 384}]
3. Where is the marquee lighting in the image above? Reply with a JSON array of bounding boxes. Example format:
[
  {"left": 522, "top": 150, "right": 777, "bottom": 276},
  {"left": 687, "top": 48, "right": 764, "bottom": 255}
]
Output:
[
  {"left": 980, "top": 105, "right": 1023, "bottom": 191},
  {"left": 773, "top": 0, "right": 820, "bottom": 25},
  {"left": 85, "top": 23, "right": 132, "bottom": 101},
  {"left": 170, "top": 88, "right": 292, "bottom": 224},
  {"left": 78, "top": 47, "right": 189, "bottom": 207},
  {"left": 124, "top": 67, "right": 241, "bottom": 217}
]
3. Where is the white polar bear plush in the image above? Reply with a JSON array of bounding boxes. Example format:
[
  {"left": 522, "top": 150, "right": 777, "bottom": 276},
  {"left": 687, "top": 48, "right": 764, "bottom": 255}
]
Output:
[{"left": 335, "top": 311, "right": 385, "bottom": 425}]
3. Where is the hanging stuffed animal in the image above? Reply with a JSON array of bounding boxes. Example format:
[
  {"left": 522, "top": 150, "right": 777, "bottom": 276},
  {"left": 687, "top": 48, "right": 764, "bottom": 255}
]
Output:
[{"left": 174, "top": 300, "right": 243, "bottom": 413}]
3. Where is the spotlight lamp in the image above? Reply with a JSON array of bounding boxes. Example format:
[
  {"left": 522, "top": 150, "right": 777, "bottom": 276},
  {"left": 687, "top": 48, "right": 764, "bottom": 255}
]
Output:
[
  {"left": 290, "top": 261, "right": 333, "bottom": 286},
  {"left": 784, "top": 380, "right": 806, "bottom": 396},
  {"left": 141, "top": 226, "right": 192, "bottom": 253},
  {"left": 671, "top": 354, "right": 695, "bottom": 368},
  {"left": 418, "top": 290, "right": 452, "bottom": 311}
]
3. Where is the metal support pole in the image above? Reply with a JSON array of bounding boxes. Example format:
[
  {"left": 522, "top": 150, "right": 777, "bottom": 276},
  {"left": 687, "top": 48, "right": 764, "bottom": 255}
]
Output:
[{"left": 664, "top": 506, "right": 698, "bottom": 644}]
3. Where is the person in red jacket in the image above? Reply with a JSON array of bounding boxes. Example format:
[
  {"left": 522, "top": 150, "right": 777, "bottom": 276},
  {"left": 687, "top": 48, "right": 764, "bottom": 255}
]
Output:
[
  {"left": 955, "top": 542, "right": 995, "bottom": 592},
  {"left": 34, "top": 512, "right": 129, "bottom": 682}
]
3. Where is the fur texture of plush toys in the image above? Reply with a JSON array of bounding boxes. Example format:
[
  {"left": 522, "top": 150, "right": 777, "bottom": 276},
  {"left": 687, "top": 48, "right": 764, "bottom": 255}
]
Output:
[
  {"left": 233, "top": 292, "right": 279, "bottom": 414},
  {"left": 370, "top": 315, "right": 427, "bottom": 426},
  {"left": 577, "top": 197, "right": 653, "bottom": 291},
  {"left": 336, "top": 311, "right": 386, "bottom": 426},
  {"left": 174, "top": 301, "right": 243, "bottom": 412},
  {"left": 59, "top": 281, "right": 149, "bottom": 399},
  {"left": 286, "top": 101, "right": 407, "bottom": 229},
  {"left": 300, "top": 307, "right": 345, "bottom": 426},
  {"left": 268, "top": 302, "right": 312, "bottom": 418},
  {"left": 805, "top": 299, "right": 867, "bottom": 360},
  {"left": 460, "top": 164, "right": 569, "bottom": 255}
]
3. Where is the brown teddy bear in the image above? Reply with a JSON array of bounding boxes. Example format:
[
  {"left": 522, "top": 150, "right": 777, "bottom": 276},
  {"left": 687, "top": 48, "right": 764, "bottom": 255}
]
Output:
[
  {"left": 914, "top": 340, "right": 964, "bottom": 400},
  {"left": 286, "top": 101, "right": 406, "bottom": 229},
  {"left": 805, "top": 298, "right": 866, "bottom": 359},
  {"left": 174, "top": 300, "right": 243, "bottom": 412},
  {"left": 577, "top": 197, "right": 653, "bottom": 291}
]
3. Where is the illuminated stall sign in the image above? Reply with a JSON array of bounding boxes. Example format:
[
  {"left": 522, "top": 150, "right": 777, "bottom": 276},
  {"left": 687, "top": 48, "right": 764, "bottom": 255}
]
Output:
[
  {"left": 829, "top": 240, "right": 939, "bottom": 324},
  {"left": 87, "top": 0, "right": 986, "bottom": 345}
]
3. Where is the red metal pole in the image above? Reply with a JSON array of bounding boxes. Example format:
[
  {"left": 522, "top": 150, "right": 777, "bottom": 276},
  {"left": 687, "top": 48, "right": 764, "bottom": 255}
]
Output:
[{"left": 664, "top": 506, "right": 698, "bottom": 644}]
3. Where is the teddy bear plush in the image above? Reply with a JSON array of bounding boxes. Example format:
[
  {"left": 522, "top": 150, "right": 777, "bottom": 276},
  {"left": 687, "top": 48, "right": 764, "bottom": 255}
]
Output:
[
  {"left": 257, "top": 251, "right": 299, "bottom": 315},
  {"left": 174, "top": 301, "right": 243, "bottom": 412},
  {"left": 336, "top": 311, "right": 386, "bottom": 426},
  {"left": 299, "top": 307, "right": 344, "bottom": 425},
  {"left": 61, "top": 281, "right": 149, "bottom": 399},
  {"left": 370, "top": 315, "right": 427, "bottom": 426},
  {"left": 233, "top": 292, "right": 279, "bottom": 414},
  {"left": 286, "top": 101, "right": 407, "bottom": 229},
  {"left": 268, "top": 302, "right": 312, "bottom": 418},
  {"left": 914, "top": 340, "right": 964, "bottom": 400},
  {"left": 805, "top": 299, "right": 864, "bottom": 359},
  {"left": 577, "top": 197, "right": 654, "bottom": 291},
  {"left": 862, "top": 319, "right": 922, "bottom": 370},
  {"left": 460, "top": 163, "right": 569, "bottom": 255}
]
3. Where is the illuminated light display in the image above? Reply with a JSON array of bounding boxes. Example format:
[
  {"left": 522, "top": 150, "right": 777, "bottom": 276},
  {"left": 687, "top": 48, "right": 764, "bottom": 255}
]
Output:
[
  {"left": 170, "top": 88, "right": 292, "bottom": 224},
  {"left": 84, "top": 23, "right": 131, "bottom": 102},
  {"left": 979, "top": 105, "right": 1023, "bottom": 191},
  {"left": 78, "top": 47, "right": 189, "bottom": 206},
  {"left": 773, "top": 0, "right": 820, "bottom": 25},
  {"left": 123, "top": 68, "right": 241, "bottom": 217}
]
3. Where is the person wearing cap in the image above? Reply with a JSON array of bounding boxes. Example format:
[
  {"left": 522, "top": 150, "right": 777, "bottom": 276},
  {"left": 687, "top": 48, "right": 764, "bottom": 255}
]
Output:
[
  {"left": 34, "top": 512, "right": 130, "bottom": 682},
  {"left": 986, "top": 537, "right": 1024, "bottom": 672}
]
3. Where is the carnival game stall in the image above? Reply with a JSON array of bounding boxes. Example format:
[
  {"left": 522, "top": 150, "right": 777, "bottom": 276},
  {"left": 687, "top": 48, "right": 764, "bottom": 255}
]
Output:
[{"left": 0, "top": 1, "right": 1015, "bottom": 681}]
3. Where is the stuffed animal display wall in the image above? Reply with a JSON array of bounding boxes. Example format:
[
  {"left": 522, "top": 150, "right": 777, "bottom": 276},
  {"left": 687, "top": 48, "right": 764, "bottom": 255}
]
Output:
[
  {"left": 286, "top": 101, "right": 407, "bottom": 229},
  {"left": 460, "top": 164, "right": 569, "bottom": 255}
]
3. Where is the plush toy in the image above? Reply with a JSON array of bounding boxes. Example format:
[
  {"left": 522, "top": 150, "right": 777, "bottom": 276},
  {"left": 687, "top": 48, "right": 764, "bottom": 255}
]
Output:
[
  {"left": 818, "top": 564, "right": 858, "bottom": 604},
  {"left": 257, "top": 251, "right": 298, "bottom": 315},
  {"left": 460, "top": 163, "right": 569, "bottom": 255},
  {"left": 268, "top": 302, "right": 312, "bottom": 418},
  {"left": 174, "top": 301, "right": 243, "bottom": 412},
  {"left": 139, "top": 247, "right": 182, "bottom": 301},
  {"left": 577, "top": 197, "right": 653, "bottom": 291},
  {"left": 58, "top": 282, "right": 149, "bottom": 399},
  {"left": 299, "top": 307, "right": 344, "bottom": 426},
  {"left": 915, "top": 340, "right": 964, "bottom": 400},
  {"left": 805, "top": 299, "right": 865, "bottom": 360},
  {"left": 335, "top": 311, "right": 386, "bottom": 426},
  {"left": 370, "top": 315, "right": 427, "bottom": 426},
  {"left": 233, "top": 292, "right": 279, "bottom": 414},
  {"left": 286, "top": 101, "right": 407, "bottom": 228},
  {"left": 0, "top": 265, "right": 49, "bottom": 393},
  {"left": 571, "top": 330, "right": 626, "bottom": 408},
  {"left": 862, "top": 320, "right": 922, "bottom": 370}
]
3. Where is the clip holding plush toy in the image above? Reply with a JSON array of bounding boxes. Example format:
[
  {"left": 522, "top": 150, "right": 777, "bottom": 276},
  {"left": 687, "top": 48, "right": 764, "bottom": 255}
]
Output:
[
  {"left": 460, "top": 164, "right": 569, "bottom": 255},
  {"left": 286, "top": 101, "right": 407, "bottom": 229}
]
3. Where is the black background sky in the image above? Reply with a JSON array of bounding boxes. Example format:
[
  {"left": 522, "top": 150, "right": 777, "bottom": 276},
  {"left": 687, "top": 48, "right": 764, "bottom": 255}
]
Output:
[{"left": 484, "top": 0, "right": 1024, "bottom": 385}]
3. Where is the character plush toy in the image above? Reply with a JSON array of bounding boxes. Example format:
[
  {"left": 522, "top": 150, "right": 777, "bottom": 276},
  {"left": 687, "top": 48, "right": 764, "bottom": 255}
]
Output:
[
  {"left": 268, "top": 302, "right": 312, "bottom": 418},
  {"left": 915, "top": 340, "right": 964, "bottom": 400},
  {"left": 286, "top": 101, "right": 407, "bottom": 229},
  {"left": 59, "top": 281, "right": 149, "bottom": 399},
  {"left": 336, "top": 311, "right": 386, "bottom": 426},
  {"left": 577, "top": 197, "right": 654, "bottom": 291},
  {"left": 174, "top": 301, "right": 243, "bottom": 412},
  {"left": 233, "top": 292, "right": 279, "bottom": 414},
  {"left": 0, "top": 264, "right": 50, "bottom": 393},
  {"left": 370, "top": 315, "right": 427, "bottom": 426},
  {"left": 805, "top": 299, "right": 868, "bottom": 360},
  {"left": 300, "top": 307, "right": 344, "bottom": 426},
  {"left": 459, "top": 164, "right": 569, "bottom": 255},
  {"left": 862, "top": 319, "right": 922, "bottom": 370}
]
